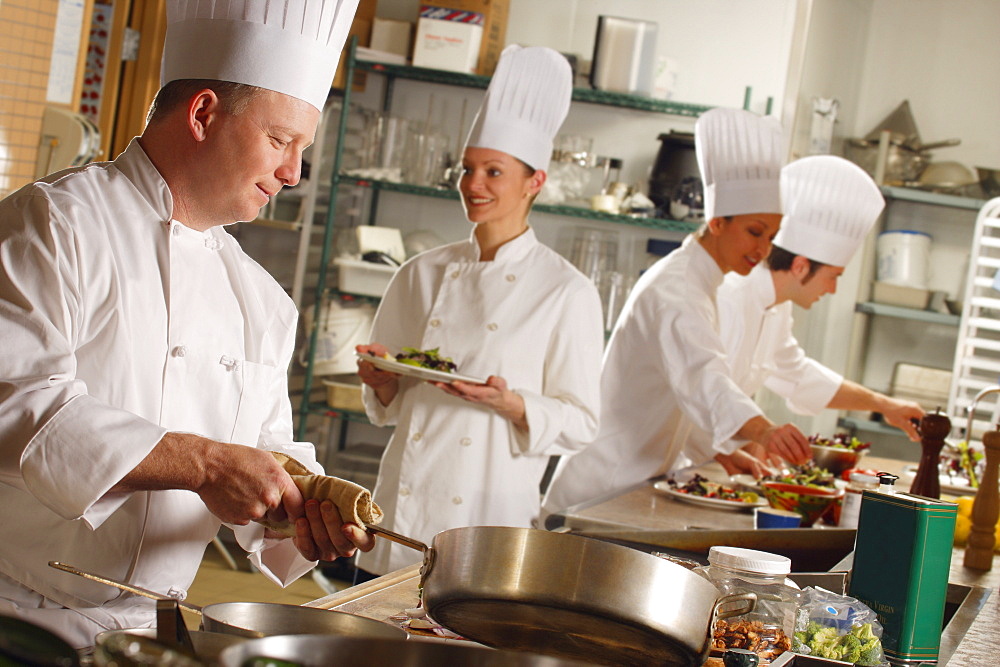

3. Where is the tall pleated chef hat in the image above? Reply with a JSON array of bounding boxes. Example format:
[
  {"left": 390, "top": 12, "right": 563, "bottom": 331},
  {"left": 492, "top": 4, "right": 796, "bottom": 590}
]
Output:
[
  {"left": 695, "top": 107, "right": 785, "bottom": 220},
  {"left": 773, "top": 155, "right": 885, "bottom": 266},
  {"left": 464, "top": 45, "right": 573, "bottom": 172},
  {"left": 161, "top": 0, "right": 360, "bottom": 113}
]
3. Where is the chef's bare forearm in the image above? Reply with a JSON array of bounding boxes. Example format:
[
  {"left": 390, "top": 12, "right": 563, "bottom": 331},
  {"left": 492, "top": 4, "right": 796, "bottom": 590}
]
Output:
[
  {"left": 110, "top": 432, "right": 224, "bottom": 493},
  {"left": 373, "top": 380, "right": 398, "bottom": 407},
  {"left": 496, "top": 390, "right": 528, "bottom": 431},
  {"left": 735, "top": 415, "right": 776, "bottom": 444}
]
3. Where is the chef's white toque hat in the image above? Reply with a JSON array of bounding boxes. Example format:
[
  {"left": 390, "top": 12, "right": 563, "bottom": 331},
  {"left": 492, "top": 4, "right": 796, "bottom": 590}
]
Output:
[
  {"left": 774, "top": 155, "right": 885, "bottom": 267},
  {"left": 695, "top": 107, "right": 784, "bottom": 220},
  {"left": 464, "top": 45, "right": 572, "bottom": 172},
  {"left": 161, "top": 0, "right": 360, "bottom": 113}
]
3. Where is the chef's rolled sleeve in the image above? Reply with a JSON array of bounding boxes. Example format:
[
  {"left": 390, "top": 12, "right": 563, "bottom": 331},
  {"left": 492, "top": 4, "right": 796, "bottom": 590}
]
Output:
[{"left": 20, "top": 394, "right": 165, "bottom": 525}]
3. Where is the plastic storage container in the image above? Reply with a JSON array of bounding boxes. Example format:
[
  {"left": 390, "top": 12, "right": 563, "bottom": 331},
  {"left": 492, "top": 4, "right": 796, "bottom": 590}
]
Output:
[
  {"left": 695, "top": 547, "right": 801, "bottom": 664},
  {"left": 839, "top": 472, "right": 880, "bottom": 528}
]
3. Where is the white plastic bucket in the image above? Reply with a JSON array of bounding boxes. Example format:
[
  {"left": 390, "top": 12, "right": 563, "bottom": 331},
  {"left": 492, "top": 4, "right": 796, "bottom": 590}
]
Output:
[{"left": 877, "top": 230, "right": 932, "bottom": 289}]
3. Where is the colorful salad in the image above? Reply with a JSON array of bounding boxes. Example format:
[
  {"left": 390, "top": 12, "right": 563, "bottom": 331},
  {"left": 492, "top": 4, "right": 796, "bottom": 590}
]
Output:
[
  {"left": 393, "top": 347, "right": 457, "bottom": 373},
  {"left": 809, "top": 432, "right": 871, "bottom": 452},
  {"left": 762, "top": 463, "right": 836, "bottom": 488},
  {"left": 666, "top": 474, "right": 760, "bottom": 503}
]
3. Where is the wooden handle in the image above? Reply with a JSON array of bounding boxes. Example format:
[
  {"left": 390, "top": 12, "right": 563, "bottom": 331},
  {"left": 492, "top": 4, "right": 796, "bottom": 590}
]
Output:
[{"left": 964, "top": 428, "right": 1000, "bottom": 570}]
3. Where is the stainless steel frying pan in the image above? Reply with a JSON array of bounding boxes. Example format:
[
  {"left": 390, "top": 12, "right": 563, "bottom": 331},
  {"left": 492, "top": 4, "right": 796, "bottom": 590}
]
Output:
[
  {"left": 368, "top": 525, "right": 755, "bottom": 667},
  {"left": 48, "top": 561, "right": 406, "bottom": 641}
]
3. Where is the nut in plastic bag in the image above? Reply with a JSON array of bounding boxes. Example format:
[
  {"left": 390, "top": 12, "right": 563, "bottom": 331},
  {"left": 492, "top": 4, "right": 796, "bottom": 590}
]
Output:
[{"left": 792, "top": 587, "right": 888, "bottom": 667}]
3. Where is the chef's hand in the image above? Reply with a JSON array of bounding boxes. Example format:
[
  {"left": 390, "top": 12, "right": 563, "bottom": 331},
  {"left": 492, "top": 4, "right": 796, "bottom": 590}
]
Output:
[
  {"left": 194, "top": 443, "right": 303, "bottom": 526},
  {"left": 715, "top": 445, "right": 779, "bottom": 479},
  {"left": 433, "top": 376, "right": 528, "bottom": 431},
  {"left": 879, "top": 397, "right": 924, "bottom": 441},
  {"left": 738, "top": 416, "right": 810, "bottom": 465},
  {"left": 286, "top": 500, "right": 375, "bottom": 561},
  {"left": 356, "top": 343, "right": 399, "bottom": 406}
]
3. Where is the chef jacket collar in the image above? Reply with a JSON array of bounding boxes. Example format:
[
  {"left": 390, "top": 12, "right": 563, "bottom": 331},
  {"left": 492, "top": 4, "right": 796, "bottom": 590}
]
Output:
[
  {"left": 115, "top": 138, "right": 175, "bottom": 225},
  {"left": 685, "top": 234, "right": 725, "bottom": 294},
  {"left": 464, "top": 226, "right": 538, "bottom": 262},
  {"left": 747, "top": 262, "right": 778, "bottom": 311}
]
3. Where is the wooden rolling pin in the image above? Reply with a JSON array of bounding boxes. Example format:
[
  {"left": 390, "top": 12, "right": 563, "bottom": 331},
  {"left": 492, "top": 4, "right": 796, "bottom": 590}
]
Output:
[{"left": 964, "top": 426, "right": 1000, "bottom": 570}]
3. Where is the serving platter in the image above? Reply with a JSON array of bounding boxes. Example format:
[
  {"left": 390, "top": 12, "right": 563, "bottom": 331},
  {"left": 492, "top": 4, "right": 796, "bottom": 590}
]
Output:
[
  {"left": 358, "top": 353, "right": 486, "bottom": 385},
  {"left": 653, "top": 480, "right": 766, "bottom": 512}
]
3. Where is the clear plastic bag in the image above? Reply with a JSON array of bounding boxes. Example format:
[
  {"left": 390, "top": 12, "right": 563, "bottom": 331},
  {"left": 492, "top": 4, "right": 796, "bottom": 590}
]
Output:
[{"left": 792, "top": 587, "right": 889, "bottom": 667}]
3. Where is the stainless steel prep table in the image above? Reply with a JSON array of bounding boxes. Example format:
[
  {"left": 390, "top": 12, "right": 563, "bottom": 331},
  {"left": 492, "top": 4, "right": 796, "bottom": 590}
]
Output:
[{"left": 305, "top": 457, "right": 998, "bottom": 665}]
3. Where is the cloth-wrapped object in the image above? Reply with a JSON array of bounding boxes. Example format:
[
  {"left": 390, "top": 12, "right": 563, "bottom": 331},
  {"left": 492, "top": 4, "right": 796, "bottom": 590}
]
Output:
[{"left": 260, "top": 452, "right": 383, "bottom": 537}]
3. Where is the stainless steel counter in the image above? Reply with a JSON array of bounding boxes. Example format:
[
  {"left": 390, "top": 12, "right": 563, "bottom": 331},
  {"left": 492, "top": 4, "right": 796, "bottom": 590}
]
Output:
[{"left": 307, "top": 458, "right": 998, "bottom": 665}]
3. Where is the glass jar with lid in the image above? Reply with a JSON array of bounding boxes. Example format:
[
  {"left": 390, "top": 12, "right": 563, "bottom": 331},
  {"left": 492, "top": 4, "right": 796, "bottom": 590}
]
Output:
[{"left": 694, "top": 546, "right": 801, "bottom": 664}]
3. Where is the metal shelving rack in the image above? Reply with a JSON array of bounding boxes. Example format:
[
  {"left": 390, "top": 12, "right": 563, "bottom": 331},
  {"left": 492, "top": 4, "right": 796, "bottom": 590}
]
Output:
[
  {"left": 839, "top": 187, "right": 988, "bottom": 440},
  {"left": 295, "top": 39, "right": 712, "bottom": 440}
]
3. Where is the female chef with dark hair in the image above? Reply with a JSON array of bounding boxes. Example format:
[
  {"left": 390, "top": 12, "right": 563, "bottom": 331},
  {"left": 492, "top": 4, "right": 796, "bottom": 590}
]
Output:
[{"left": 354, "top": 45, "right": 604, "bottom": 579}]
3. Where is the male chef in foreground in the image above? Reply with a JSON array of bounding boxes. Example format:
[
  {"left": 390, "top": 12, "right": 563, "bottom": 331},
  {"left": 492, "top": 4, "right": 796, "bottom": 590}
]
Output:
[
  {"left": 676, "top": 155, "right": 925, "bottom": 475},
  {"left": 0, "top": 0, "right": 371, "bottom": 646}
]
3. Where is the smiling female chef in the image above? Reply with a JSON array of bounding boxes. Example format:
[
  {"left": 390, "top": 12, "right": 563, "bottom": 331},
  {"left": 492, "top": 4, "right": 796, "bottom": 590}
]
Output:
[
  {"left": 354, "top": 46, "right": 604, "bottom": 578},
  {"left": 542, "top": 108, "right": 812, "bottom": 517}
]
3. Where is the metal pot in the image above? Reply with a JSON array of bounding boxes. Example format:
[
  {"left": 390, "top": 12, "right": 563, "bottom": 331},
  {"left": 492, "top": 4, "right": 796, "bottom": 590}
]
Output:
[
  {"left": 218, "top": 634, "right": 589, "bottom": 667},
  {"left": 48, "top": 562, "right": 406, "bottom": 641},
  {"left": 369, "top": 525, "right": 755, "bottom": 666}
]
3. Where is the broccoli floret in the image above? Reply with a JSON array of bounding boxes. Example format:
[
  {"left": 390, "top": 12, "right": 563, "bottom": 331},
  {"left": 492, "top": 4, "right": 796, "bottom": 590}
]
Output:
[
  {"left": 839, "top": 634, "right": 863, "bottom": 663},
  {"left": 851, "top": 623, "right": 877, "bottom": 641},
  {"left": 857, "top": 638, "right": 884, "bottom": 666},
  {"left": 804, "top": 620, "right": 827, "bottom": 638},
  {"left": 809, "top": 625, "right": 841, "bottom": 651}
]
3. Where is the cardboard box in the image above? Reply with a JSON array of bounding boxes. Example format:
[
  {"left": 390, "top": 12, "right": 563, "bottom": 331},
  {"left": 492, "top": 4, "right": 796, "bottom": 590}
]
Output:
[
  {"left": 413, "top": 6, "right": 484, "bottom": 74},
  {"left": 332, "top": 0, "right": 378, "bottom": 91},
  {"left": 412, "top": 1, "right": 509, "bottom": 76},
  {"left": 371, "top": 17, "right": 413, "bottom": 59}
]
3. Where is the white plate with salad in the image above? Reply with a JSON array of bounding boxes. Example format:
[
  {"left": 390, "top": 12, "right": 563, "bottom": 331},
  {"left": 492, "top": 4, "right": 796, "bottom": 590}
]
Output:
[
  {"left": 358, "top": 351, "right": 486, "bottom": 385},
  {"left": 653, "top": 478, "right": 766, "bottom": 512}
]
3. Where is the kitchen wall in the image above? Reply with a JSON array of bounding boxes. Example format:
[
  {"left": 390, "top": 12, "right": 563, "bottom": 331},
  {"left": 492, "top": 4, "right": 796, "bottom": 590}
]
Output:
[{"left": 764, "top": 0, "right": 1000, "bottom": 457}]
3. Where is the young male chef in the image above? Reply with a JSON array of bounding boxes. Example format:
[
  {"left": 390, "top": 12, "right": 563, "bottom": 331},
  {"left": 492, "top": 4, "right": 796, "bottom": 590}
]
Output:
[
  {"left": 675, "top": 155, "right": 925, "bottom": 475},
  {"left": 542, "top": 108, "right": 812, "bottom": 517},
  {"left": 0, "top": 0, "right": 371, "bottom": 646}
]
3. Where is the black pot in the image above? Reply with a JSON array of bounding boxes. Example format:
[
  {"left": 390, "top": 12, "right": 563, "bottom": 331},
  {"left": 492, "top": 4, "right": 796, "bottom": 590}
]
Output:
[{"left": 649, "top": 131, "right": 699, "bottom": 209}]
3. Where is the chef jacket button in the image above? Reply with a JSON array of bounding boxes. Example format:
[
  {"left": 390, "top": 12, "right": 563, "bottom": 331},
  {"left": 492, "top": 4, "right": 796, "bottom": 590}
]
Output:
[
  {"left": 451, "top": 271, "right": 460, "bottom": 279},
  {"left": 171, "top": 345, "right": 187, "bottom": 358},
  {"left": 412, "top": 432, "right": 423, "bottom": 442},
  {"left": 429, "top": 319, "right": 441, "bottom": 328},
  {"left": 487, "top": 323, "right": 498, "bottom": 331},
  {"left": 400, "top": 487, "right": 411, "bottom": 497},
  {"left": 459, "top": 437, "right": 472, "bottom": 447},
  {"left": 171, "top": 225, "right": 181, "bottom": 236},
  {"left": 451, "top": 496, "right": 463, "bottom": 505},
  {"left": 505, "top": 274, "right": 516, "bottom": 282},
  {"left": 167, "top": 587, "right": 187, "bottom": 601}
]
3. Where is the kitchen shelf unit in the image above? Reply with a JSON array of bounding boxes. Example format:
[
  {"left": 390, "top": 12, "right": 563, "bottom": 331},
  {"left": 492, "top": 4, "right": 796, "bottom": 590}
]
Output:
[
  {"left": 839, "top": 187, "right": 987, "bottom": 444},
  {"left": 295, "top": 38, "right": 711, "bottom": 441}
]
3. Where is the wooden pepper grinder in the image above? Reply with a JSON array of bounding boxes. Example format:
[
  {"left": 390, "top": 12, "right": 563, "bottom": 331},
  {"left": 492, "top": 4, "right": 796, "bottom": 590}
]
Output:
[
  {"left": 909, "top": 409, "right": 951, "bottom": 499},
  {"left": 964, "top": 425, "right": 1000, "bottom": 570}
]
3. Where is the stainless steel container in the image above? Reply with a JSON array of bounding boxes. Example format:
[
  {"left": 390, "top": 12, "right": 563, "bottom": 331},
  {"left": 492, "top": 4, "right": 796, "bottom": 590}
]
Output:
[{"left": 589, "top": 16, "right": 658, "bottom": 96}]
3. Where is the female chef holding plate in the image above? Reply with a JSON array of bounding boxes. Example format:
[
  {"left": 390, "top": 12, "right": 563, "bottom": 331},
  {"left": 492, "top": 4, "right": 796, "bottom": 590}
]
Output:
[{"left": 355, "top": 46, "right": 604, "bottom": 579}]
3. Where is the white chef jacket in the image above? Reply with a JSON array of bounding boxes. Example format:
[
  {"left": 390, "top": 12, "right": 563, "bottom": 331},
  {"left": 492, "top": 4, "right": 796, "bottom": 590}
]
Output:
[
  {"left": 0, "top": 140, "right": 320, "bottom": 645},
  {"left": 542, "top": 235, "right": 763, "bottom": 514},
  {"left": 673, "top": 264, "right": 843, "bottom": 468},
  {"left": 356, "top": 227, "right": 603, "bottom": 574}
]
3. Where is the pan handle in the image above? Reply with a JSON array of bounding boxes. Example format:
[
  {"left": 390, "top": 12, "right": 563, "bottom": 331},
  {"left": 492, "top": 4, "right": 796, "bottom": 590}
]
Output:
[
  {"left": 366, "top": 525, "right": 429, "bottom": 553},
  {"left": 48, "top": 561, "right": 202, "bottom": 615},
  {"left": 713, "top": 592, "right": 758, "bottom": 622}
]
